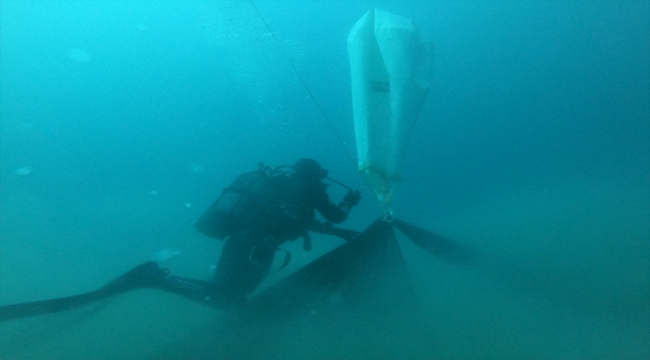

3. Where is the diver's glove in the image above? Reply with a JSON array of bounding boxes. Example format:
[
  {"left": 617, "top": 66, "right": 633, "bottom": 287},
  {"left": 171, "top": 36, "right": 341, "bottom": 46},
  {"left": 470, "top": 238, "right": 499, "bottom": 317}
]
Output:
[
  {"left": 342, "top": 190, "right": 362, "bottom": 207},
  {"left": 329, "top": 227, "right": 361, "bottom": 242}
]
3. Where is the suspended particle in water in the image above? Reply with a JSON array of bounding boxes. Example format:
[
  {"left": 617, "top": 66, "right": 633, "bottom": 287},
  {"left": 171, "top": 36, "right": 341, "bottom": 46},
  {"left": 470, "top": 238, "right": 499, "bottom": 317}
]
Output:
[
  {"left": 151, "top": 248, "right": 181, "bottom": 262},
  {"left": 68, "top": 48, "right": 91, "bottom": 64},
  {"left": 188, "top": 164, "right": 205, "bottom": 173},
  {"left": 14, "top": 167, "right": 32, "bottom": 176}
]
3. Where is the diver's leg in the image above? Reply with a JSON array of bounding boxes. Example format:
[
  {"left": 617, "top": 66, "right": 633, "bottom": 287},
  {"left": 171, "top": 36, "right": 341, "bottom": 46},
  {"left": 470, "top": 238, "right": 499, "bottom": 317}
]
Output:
[
  {"left": 99, "top": 261, "right": 221, "bottom": 307},
  {"left": 210, "top": 233, "right": 273, "bottom": 302},
  {"left": 157, "top": 275, "right": 219, "bottom": 305}
]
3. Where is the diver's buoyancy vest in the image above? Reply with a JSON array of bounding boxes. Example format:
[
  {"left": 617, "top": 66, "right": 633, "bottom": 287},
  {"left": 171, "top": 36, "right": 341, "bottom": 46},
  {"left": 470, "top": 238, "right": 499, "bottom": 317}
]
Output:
[
  {"left": 195, "top": 164, "right": 312, "bottom": 241},
  {"left": 195, "top": 165, "right": 278, "bottom": 240}
]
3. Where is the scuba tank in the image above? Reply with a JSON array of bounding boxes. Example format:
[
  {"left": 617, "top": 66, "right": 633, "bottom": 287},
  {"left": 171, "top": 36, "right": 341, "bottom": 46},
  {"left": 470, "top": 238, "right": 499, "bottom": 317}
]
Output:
[{"left": 195, "top": 163, "right": 280, "bottom": 239}]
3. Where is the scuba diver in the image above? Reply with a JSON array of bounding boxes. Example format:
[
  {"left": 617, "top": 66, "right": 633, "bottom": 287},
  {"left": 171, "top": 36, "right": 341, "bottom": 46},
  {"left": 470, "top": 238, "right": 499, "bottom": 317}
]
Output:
[
  {"left": 0, "top": 158, "right": 363, "bottom": 320},
  {"left": 132, "top": 158, "right": 363, "bottom": 307}
]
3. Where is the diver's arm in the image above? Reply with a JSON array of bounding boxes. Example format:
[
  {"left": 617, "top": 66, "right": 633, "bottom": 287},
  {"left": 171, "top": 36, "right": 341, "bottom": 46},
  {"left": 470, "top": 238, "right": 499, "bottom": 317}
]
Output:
[
  {"left": 315, "top": 199, "right": 348, "bottom": 224},
  {"left": 315, "top": 190, "right": 361, "bottom": 224},
  {"left": 309, "top": 220, "right": 336, "bottom": 234},
  {"left": 317, "top": 190, "right": 361, "bottom": 224},
  {"left": 309, "top": 221, "right": 360, "bottom": 242}
]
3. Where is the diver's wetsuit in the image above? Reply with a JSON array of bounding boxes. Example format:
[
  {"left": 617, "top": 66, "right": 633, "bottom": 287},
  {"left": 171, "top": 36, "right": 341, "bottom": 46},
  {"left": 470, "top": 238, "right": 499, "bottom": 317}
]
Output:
[{"left": 208, "top": 173, "right": 352, "bottom": 303}]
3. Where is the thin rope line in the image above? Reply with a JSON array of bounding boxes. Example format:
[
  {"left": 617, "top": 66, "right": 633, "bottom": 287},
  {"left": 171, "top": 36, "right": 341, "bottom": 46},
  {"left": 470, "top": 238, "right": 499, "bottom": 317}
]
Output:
[{"left": 248, "top": 0, "right": 357, "bottom": 168}]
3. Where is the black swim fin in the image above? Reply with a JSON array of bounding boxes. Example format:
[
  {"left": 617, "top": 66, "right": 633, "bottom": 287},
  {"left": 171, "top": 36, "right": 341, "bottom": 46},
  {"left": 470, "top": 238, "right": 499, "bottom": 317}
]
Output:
[{"left": 0, "top": 261, "right": 169, "bottom": 322}]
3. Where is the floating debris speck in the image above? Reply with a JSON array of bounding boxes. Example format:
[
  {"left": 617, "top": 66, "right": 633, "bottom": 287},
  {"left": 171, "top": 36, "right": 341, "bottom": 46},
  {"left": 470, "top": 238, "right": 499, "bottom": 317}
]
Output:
[
  {"left": 151, "top": 248, "right": 181, "bottom": 262},
  {"left": 14, "top": 167, "right": 32, "bottom": 176},
  {"left": 68, "top": 48, "right": 91, "bottom": 64}
]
